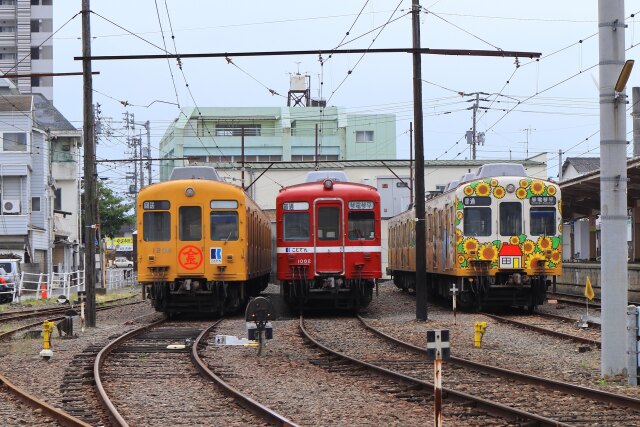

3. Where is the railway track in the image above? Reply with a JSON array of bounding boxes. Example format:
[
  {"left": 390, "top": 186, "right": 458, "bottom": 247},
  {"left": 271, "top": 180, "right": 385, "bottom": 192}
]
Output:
[
  {"left": 0, "top": 298, "right": 149, "bottom": 426},
  {"left": 302, "top": 315, "right": 640, "bottom": 426},
  {"left": 94, "top": 318, "right": 294, "bottom": 426},
  {"left": 481, "top": 312, "right": 601, "bottom": 348},
  {"left": 300, "top": 315, "right": 565, "bottom": 426}
]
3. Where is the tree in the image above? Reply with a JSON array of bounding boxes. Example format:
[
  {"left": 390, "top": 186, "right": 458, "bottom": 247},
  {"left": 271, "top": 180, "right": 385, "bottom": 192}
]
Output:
[
  {"left": 97, "top": 182, "right": 135, "bottom": 238},
  {"left": 82, "top": 181, "right": 135, "bottom": 239}
]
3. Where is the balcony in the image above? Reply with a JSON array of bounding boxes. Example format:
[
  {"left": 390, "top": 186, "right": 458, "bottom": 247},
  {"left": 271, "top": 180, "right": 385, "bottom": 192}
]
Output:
[{"left": 0, "top": 215, "right": 28, "bottom": 236}]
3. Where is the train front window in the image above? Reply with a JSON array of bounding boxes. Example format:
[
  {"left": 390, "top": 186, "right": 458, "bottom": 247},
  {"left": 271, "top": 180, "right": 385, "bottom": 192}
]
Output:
[
  {"left": 179, "top": 206, "right": 202, "bottom": 241},
  {"left": 283, "top": 212, "right": 310, "bottom": 241},
  {"left": 143, "top": 212, "right": 170, "bottom": 241},
  {"left": 348, "top": 211, "right": 375, "bottom": 240},
  {"left": 500, "top": 202, "right": 522, "bottom": 236},
  {"left": 210, "top": 212, "right": 239, "bottom": 241},
  {"left": 463, "top": 207, "right": 491, "bottom": 236},
  {"left": 530, "top": 208, "right": 556, "bottom": 236},
  {"left": 318, "top": 207, "right": 340, "bottom": 240}
]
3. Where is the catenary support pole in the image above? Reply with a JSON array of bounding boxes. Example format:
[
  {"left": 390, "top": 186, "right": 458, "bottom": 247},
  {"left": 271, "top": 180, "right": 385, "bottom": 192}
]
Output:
[
  {"left": 412, "top": 0, "right": 427, "bottom": 320},
  {"left": 81, "top": 0, "right": 96, "bottom": 327},
  {"left": 599, "top": 0, "right": 628, "bottom": 376},
  {"left": 633, "top": 87, "right": 640, "bottom": 158}
]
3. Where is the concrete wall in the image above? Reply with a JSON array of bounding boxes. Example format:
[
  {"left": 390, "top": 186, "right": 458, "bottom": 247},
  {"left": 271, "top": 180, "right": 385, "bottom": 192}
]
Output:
[{"left": 557, "top": 263, "right": 640, "bottom": 303}]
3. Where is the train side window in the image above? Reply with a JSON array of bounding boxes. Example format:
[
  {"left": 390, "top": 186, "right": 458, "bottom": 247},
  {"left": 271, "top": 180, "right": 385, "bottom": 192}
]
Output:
[
  {"left": 179, "top": 206, "right": 202, "bottom": 241},
  {"left": 530, "top": 207, "right": 556, "bottom": 236},
  {"left": 143, "top": 211, "right": 170, "bottom": 241},
  {"left": 500, "top": 202, "right": 522, "bottom": 236},
  {"left": 284, "top": 212, "right": 310, "bottom": 240},
  {"left": 318, "top": 207, "right": 340, "bottom": 240},
  {"left": 348, "top": 211, "right": 375, "bottom": 240},
  {"left": 210, "top": 211, "right": 239, "bottom": 241},
  {"left": 464, "top": 207, "right": 491, "bottom": 236}
]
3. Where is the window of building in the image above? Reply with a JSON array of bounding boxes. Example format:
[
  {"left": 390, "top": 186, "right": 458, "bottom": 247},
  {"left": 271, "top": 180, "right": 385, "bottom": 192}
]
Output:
[
  {"left": 31, "top": 197, "right": 40, "bottom": 212},
  {"left": 0, "top": 25, "right": 15, "bottom": 32},
  {"left": 355, "top": 130, "right": 374, "bottom": 143},
  {"left": 500, "top": 202, "right": 522, "bottom": 236},
  {"left": 0, "top": 1, "right": 17, "bottom": 6},
  {"left": 215, "top": 124, "right": 261, "bottom": 137},
  {"left": 143, "top": 212, "right": 170, "bottom": 241},
  {"left": 30, "top": 20, "right": 39, "bottom": 32},
  {"left": 3, "top": 132, "right": 27, "bottom": 152},
  {"left": 53, "top": 188, "right": 61, "bottom": 210},
  {"left": 210, "top": 212, "right": 238, "bottom": 241},
  {"left": 179, "top": 206, "right": 201, "bottom": 241},
  {"left": 31, "top": 77, "right": 40, "bottom": 87},
  {"left": 0, "top": 52, "right": 16, "bottom": 60},
  {"left": 31, "top": 47, "right": 39, "bottom": 60},
  {"left": 348, "top": 211, "right": 375, "bottom": 240},
  {"left": 42, "top": 0, "right": 52, "bottom": 5},
  {"left": 464, "top": 207, "right": 491, "bottom": 236},
  {"left": 530, "top": 208, "right": 556, "bottom": 236},
  {"left": 283, "top": 212, "right": 310, "bottom": 241}
]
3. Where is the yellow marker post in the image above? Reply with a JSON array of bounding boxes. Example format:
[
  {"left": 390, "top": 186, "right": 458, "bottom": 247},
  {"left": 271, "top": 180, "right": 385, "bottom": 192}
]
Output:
[
  {"left": 474, "top": 322, "right": 487, "bottom": 348},
  {"left": 39, "top": 320, "right": 56, "bottom": 359}
]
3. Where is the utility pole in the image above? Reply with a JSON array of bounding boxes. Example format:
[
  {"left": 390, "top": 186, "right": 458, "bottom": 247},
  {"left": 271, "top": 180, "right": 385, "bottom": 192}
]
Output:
[
  {"left": 146, "top": 120, "right": 152, "bottom": 185},
  {"left": 81, "top": 0, "right": 97, "bottom": 327},
  {"left": 463, "top": 92, "right": 488, "bottom": 160},
  {"left": 558, "top": 149, "right": 563, "bottom": 181},
  {"left": 412, "top": 0, "right": 427, "bottom": 321},
  {"left": 139, "top": 129, "right": 144, "bottom": 190},
  {"left": 521, "top": 126, "right": 535, "bottom": 159},
  {"left": 409, "top": 122, "right": 413, "bottom": 206},
  {"left": 599, "top": 0, "right": 629, "bottom": 377},
  {"left": 632, "top": 87, "right": 640, "bottom": 157}
]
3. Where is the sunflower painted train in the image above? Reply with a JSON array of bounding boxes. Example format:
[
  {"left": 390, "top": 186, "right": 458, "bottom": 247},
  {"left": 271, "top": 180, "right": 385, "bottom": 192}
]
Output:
[
  {"left": 388, "top": 163, "right": 562, "bottom": 311},
  {"left": 136, "top": 167, "right": 271, "bottom": 314}
]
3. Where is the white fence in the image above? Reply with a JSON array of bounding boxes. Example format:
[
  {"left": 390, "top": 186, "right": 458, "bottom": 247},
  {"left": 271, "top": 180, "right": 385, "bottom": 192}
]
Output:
[{"left": 7, "top": 268, "right": 137, "bottom": 303}]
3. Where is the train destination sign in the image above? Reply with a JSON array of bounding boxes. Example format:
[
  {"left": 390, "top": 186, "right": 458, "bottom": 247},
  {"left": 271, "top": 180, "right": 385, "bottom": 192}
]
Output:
[
  {"left": 530, "top": 196, "right": 556, "bottom": 206},
  {"left": 348, "top": 201, "right": 374, "bottom": 210},
  {"left": 463, "top": 196, "right": 491, "bottom": 206},
  {"left": 143, "top": 200, "right": 170, "bottom": 210}
]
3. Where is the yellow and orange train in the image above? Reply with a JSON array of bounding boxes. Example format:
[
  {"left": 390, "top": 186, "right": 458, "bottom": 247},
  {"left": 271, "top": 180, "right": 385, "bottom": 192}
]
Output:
[
  {"left": 388, "top": 164, "right": 562, "bottom": 311},
  {"left": 136, "top": 167, "right": 271, "bottom": 314}
]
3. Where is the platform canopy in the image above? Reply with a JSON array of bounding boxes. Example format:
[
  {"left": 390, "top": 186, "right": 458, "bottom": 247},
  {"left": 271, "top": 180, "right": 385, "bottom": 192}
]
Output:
[{"left": 560, "top": 157, "right": 640, "bottom": 220}]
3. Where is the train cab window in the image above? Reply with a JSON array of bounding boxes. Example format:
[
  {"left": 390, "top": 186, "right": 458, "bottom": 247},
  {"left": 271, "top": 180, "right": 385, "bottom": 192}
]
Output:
[
  {"left": 500, "top": 202, "right": 522, "bottom": 236},
  {"left": 143, "top": 212, "right": 170, "bottom": 241},
  {"left": 317, "top": 207, "right": 340, "bottom": 240},
  {"left": 348, "top": 211, "right": 375, "bottom": 240},
  {"left": 530, "top": 208, "right": 556, "bottom": 236},
  {"left": 179, "top": 206, "right": 202, "bottom": 241},
  {"left": 210, "top": 212, "right": 239, "bottom": 241},
  {"left": 464, "top": 207, "right": 491, "bottom": 236},
  {"left": 284, "top": 212, "right": 310, "bottom": 241}
]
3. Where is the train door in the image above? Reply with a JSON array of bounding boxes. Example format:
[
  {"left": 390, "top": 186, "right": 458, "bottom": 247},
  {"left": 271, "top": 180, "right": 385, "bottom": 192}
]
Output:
[
  {"left": 176, "top": 205, "right": 205, "bottom": 276},
  {"left": 314, "top": 199, "right": 344, "bottom": 274}
]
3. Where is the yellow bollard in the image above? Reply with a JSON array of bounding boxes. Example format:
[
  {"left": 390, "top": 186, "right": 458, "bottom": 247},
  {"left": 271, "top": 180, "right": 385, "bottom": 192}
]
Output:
[
  {"left": 474, "top": 321, "right": 487, "bottom": 348},
  {"left": 39, "top": 320, "right": 55, "bottom": 360}
]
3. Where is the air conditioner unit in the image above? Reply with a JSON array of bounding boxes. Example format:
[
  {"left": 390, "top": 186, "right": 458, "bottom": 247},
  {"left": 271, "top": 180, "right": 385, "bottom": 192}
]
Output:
[{"left": 2, "top": 200, "right": 20, "bottom": 214}]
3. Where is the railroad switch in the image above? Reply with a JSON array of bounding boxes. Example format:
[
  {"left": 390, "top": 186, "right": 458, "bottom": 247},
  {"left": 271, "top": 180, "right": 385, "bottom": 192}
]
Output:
[
  {"left": 39, "top": 320, "right": 56, "bottom": 360},
  {"left": 474, "top": 321, "right": 487, "bottom": 348}
]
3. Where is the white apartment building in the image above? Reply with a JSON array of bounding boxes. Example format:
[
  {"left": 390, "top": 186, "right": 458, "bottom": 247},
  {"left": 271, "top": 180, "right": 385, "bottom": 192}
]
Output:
[{"left": 0, "top": 0, "right": 53, "bottom": 100}]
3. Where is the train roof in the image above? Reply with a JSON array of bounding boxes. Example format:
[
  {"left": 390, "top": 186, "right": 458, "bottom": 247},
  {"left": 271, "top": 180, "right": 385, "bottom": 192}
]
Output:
[
  {"left": 277, "top": 179, "right": 378, "bottom": 199},
  {"left": 304, "top": 170, "right": 348, "bottom": 183},
  {"left": 476, "top": 163, "right": 526, "bottom": 178},
  {"left": 169, "top": 166, "right": 222, "bottom": 181}
]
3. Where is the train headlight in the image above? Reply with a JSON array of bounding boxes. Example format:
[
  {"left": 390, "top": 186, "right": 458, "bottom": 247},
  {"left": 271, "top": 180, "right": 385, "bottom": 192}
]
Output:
[
  {"left": 323, "top": 179, "right": 333, "bottom": 190},
  {"left": 506, "top": 184, "right": 516, "bottom": 193},
  {"left": 185, "top": 187, "right": 195, "bottom": 197}
]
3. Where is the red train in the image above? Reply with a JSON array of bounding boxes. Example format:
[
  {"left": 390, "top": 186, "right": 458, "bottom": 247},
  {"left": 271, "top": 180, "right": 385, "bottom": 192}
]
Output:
[{"left": 276, "top": 172, "right": 381, "bottom": 311}]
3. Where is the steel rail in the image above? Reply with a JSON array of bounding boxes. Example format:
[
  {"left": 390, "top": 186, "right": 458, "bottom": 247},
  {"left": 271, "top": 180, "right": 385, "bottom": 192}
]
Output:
[
  {"left": 536, "top": 310, "right": 601, "bottom": 330},
  {"left": 191, "top": 321, "right": 299, "bottom": 427},
  {"left": 300, "top": 316, "right": 567, "bottom": 427},
  {"left": 358, "top": 315, "right": 640, "bottom": 410},
  {"left": 93, "top": 318, "right": 167, "bottom": 427},
  {"left": 481, "top": 312, "right": 601, "bottom": 348},
  {"left": 0, "top": 372, "right": 92, "bottom": 427}
]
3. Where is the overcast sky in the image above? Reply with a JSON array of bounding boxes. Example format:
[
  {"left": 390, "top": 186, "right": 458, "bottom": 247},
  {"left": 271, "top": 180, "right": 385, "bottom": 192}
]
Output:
[{"left": 50, "top": 1, "right": 640, "bottom": 194}]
